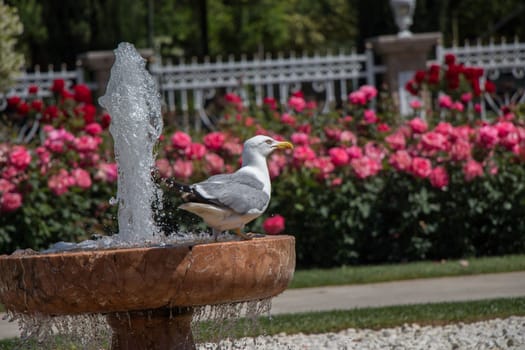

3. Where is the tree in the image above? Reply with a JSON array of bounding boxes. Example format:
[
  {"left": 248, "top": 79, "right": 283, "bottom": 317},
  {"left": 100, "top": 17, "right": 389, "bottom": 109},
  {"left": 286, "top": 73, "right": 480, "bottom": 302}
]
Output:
[{"left": 0, "top": 0, "right": 24, "bottom": 92}]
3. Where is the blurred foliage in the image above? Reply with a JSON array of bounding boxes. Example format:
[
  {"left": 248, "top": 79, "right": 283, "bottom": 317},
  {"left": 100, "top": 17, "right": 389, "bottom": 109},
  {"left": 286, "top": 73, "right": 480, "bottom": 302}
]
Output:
[
  {"left": 7, "top": 0, "right": 525, "bottom": 67},
  {"left": 0, "top": 0, "right": 24, "bottom": 92}
]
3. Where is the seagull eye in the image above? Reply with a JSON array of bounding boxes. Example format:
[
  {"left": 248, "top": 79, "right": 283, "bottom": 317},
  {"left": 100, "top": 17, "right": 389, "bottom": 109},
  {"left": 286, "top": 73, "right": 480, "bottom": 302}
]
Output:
[{"left": 265, "top": 139, "right": 273, "bottom": 145}]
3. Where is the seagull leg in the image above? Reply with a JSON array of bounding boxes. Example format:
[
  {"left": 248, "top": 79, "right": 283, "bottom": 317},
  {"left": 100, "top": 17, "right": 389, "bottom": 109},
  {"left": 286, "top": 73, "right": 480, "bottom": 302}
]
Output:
[
  {"left": 234, "top": 228, "right": 253, "bottom": 240},
  {"left": 212, "top": 228, "right": 221, "bottom": 242}
]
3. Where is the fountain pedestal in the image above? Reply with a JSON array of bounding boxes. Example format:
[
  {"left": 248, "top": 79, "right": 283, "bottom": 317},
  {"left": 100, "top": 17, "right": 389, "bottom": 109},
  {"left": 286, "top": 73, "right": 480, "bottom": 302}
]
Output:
[{"left": 107, "top": 308, "right": 195, "bottom": 350}]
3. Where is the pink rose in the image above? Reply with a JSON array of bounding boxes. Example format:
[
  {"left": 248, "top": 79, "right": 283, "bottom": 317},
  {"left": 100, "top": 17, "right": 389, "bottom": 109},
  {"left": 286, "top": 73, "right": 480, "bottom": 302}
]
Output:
[
  {"left": 434, "top": 122, "right": 454, "bottom": 136},
  {"left": 350, "top": 156, "right": 381, "bottom": 179},
  {"left": 1, "top": 192, "right": 22, "bottom": 212},
  {"left": 291, "top": 132, "right": 309, "bottom": 146},
  {"left": 203, "top": 132, "right": 226, "bottom": 151},
  {"left": 389, "top": 150, "right": 412, "bottom": 172},
  {"left": 348, "top": 90, "right": 367, "bottom": 105},
  {"left": 156, "top": 159, "right": 173, "bottom": 178},
  {"left": 408, "top": 118, "right": 428, "bottom": 133},
  {"left": 359, "top": 85, "right": 378, "bottom": 100},
  {"left": 293, "top": 145, "right": 316, "bottom": 166},
  {"left": 339, "top": 131, "right": 357, "bottom": 145},
  {"left": 48, "top": 169, "right": 74, "bottom": 196},
  {"left": 173, "top": 159, "right": 193, "bottom": 180},
  {"left": 463, "top": 159, "right": 483, "bottom": 181},
  {"left": 421, "top": 131, "right": 448, "bottom": 151},
  {"left": 288, "top": 96, "right": 306, "bottom": 112},
  {"left": 364, "top": 142, "right": 385, "bottom": 161},
  {"left": 280, "top": 113, "right": 296, "bottom": 126},
  {"left": 411, "top": 157, "right": 432, "bottom": 179},
  {"left": 171, "top": 131, "right": 192, "bottom": 149},
  {"left": 461, "top": 92, "right": 473, "bottom": 103},
  {"left": 186, "top": 143, "right": 207, "bottom": 160},
  {"left": 263, "top": 215, "right": 285, "bottom": 235},
  {"left": 74, "top": 135, "right": 102, "bottom": 153},
  {"left": 71, "top": 168, "right": 92, "bottom": 189},
  {"left": 0, "top": 179, "right": 15, "bottom": 193},
  {"left": 438, "top": 95, "right": 453, "bottom": 109},
  {"left": 9, "top": 146, "right": 31, "bottom": 171},
  {"left": 205, "top": 153, "right": 224, "bottom": 175},
  {"left": 95, "top": 163, "right": 118, "bottom": 183},
  {"left": 450, "top": 139, "right": 472, "bottom": 161},
  {"left": 410, "top": 99, "right": 422, "bottom": 109},
  {"left": 328, "top": 147, "right": 349, "bottom": 167},
  {"left": 478, "top": 125, "right": 499, "bottom": 148},
  {"left": 363, "top": 109, "right": 378, "bottom": 124},
  {"left": 429, "top": 166, "right": 449, "bottom": 189},
  {"left": 494, "top": 121, "right": 516, "bottom": 138},
  {"left": 385, "top": 132, "right": 406, "bottom": 150},
  {"left": 324, "top": 127, "right": 342, "bottom": 141},
  {"left": 346, "top": 146, "right": 363, "bottom": 160},
  {"left": 307, "top": 156, "right": 335, "bottom": 179},
  {"left": 84, "top": 122, "right": 103, "bottom": 136}
]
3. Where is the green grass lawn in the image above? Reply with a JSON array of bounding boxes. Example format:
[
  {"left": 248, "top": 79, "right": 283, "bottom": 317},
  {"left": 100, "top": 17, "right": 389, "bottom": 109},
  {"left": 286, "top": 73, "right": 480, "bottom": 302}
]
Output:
[
  {"left": 2, "top": 297, "right": 523, "bottom": 349},
  {"left": 290, "top": 254, "right": 525, "bottom": 288}
]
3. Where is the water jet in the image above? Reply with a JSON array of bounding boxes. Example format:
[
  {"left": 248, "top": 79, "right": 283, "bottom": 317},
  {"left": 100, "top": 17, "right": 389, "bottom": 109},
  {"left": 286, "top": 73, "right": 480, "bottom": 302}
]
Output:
[{"left": 0, "top": 43, "right": 295, "bottom": 349}]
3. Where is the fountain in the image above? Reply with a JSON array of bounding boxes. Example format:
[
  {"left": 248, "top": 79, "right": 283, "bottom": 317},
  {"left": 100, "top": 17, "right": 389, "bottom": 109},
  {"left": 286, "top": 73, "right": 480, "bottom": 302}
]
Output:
[{"left": 0, "top": 43, "right": 295, "bottom": 349}]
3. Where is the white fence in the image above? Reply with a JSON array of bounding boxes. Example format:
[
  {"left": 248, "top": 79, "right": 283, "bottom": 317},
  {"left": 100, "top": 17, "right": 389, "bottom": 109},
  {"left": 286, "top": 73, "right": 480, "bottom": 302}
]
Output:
[
  {"left": 1, "top": 64, "right": 85, "bottom": 106},
  {"left": 149, "top": 49, "right": 385, "bottom": 130},
  {"left": 5, "top": 38, "right": 525, "bottom": 129}
]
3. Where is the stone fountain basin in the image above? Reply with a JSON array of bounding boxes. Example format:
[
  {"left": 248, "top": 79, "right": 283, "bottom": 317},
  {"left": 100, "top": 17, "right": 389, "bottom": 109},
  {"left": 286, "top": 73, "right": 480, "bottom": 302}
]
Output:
[{"left": 0, "top": 235, "right": 295, "bottom": 316}]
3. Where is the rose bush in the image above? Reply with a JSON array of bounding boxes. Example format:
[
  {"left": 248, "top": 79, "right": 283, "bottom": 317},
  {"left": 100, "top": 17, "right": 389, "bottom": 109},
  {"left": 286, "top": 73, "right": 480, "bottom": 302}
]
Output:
[
  {"left": 3, "top": 54, "right": 525, "bottom": 268},
  {"left": 0, "top": 80, "right": 117, "bottom": 252}
]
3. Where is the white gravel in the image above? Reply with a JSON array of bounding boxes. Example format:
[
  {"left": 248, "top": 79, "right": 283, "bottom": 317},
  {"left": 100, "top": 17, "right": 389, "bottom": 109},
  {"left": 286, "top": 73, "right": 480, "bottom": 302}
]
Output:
[{"left": 198, "top": 316, "right": 525, "bottom": 350}]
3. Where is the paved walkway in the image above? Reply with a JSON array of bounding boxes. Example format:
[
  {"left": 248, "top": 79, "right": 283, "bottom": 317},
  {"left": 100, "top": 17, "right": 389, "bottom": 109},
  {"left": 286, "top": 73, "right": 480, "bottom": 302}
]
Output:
[{"left": 1, "top": 271, "right": 524, "bottom": 340}]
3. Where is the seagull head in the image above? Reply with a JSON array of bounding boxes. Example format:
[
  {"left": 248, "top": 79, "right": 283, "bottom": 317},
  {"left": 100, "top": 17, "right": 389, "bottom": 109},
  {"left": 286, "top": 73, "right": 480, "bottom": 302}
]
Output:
[{"left": 242, "top": 135, "right": 294, "bottom": 160}]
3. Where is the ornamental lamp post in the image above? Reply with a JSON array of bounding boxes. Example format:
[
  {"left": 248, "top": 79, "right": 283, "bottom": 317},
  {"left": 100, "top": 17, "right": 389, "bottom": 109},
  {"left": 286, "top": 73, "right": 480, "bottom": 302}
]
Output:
[{"left": 390, "top": 0, "right": 416, "bottom": 38}]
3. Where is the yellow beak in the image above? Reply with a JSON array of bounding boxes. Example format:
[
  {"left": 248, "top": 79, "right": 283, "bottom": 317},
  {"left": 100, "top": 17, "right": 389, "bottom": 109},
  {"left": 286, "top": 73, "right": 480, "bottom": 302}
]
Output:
[{"left": 274, "top": 141, "right": 294, "bottom": 150}]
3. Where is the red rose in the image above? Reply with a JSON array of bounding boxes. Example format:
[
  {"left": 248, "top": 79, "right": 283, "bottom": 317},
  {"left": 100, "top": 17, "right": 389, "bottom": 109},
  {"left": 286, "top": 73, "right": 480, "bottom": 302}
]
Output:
[
  {"left": 73, "top": 84, "right": 93, "bottom": 104},
  {"left": 16, "top": 102, "right": 30, "bottom": 115},
  {"left": 444, "top": 53, "right": 456, "bottom": 66},
  {"left": 51, "top": 79, "right": 65, "bottom": 93},
  {"left": 28, "top": 85, "right": 39, "bottom": 94},
  {"left": 263, "top": 215, "right": 285, "bottom": 235},
  {"left": 6, "top": 96, "right": 21, "bottom": 108},
  {"left": 101, "top": 113, "right": 111, "bottom": 129},
  {"left": 485, "top": 81, "right": 496, "bottom": 94},
  {"left": 31, "top": 99, "right": 44, "bottom": 112}
]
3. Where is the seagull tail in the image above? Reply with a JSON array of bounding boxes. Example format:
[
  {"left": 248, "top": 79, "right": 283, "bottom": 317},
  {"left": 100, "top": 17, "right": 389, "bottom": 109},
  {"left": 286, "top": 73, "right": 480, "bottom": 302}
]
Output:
[{"left": 164, "top": 178, "right": 191, "bottom": 193}]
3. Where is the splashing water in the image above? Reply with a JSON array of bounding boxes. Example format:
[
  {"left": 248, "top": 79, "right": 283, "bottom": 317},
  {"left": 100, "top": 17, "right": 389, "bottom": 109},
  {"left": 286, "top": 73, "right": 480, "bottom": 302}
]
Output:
[
  {"left": 98, "top": 42, "right": 163, "bottom": 243},
  {"left": 6, "top": 300, "right": 276, "bottom": 349}
]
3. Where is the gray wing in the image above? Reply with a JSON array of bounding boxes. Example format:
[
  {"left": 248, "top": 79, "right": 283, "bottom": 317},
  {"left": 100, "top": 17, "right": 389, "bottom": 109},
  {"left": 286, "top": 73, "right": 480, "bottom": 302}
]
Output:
[{"left": 194, "top": 173, "right": 269, "bottom": 214}]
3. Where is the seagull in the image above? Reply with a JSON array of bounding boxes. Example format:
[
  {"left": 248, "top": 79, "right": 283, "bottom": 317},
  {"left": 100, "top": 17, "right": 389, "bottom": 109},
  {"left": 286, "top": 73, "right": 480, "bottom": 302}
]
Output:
[{"left": 173, "top": 135, "right": 293, "bottom": 240}]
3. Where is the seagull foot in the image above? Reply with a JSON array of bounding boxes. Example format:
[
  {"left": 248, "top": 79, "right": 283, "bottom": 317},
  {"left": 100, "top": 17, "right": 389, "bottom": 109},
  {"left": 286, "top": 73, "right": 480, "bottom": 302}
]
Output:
[{"left": 234, "top": 229, "right": 254, "bottom": 240}]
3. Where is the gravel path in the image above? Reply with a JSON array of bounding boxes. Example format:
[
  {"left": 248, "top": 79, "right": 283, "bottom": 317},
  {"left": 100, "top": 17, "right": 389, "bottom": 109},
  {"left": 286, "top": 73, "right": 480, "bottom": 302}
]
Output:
[{"left": 198, "top": 316, "right": 525, "bottom": 350}]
